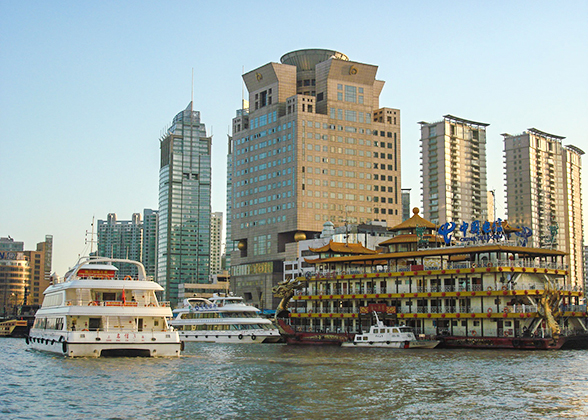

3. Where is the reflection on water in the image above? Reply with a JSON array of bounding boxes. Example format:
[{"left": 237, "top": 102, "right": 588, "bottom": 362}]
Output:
[{"left": 1, "top": 338, "right": 587, "bottom": 419}]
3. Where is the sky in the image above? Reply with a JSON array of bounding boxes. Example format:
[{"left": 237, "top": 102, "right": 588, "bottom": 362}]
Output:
[{"left": 1, "top": 1, "right": 587, "bottom": 277}]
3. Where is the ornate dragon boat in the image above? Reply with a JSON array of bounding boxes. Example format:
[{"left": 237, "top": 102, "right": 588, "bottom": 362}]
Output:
[{"left": 274, "top": 209, "right": 587, "bottom": 349}]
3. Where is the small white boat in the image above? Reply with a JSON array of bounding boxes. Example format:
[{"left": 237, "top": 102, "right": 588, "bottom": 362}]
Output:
[
  {"left": 170, "top": 295, "right": 281, "bottom": 343},
  {"left": 342, "top": 312, "right": 439, "bottom": 349},
  {"left": 27, "top": 257, "right": 181, "bottom": 357}
]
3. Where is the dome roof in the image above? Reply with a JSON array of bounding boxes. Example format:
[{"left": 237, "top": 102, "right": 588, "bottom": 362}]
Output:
[{"left": 280, "top": 49, "right": 348, "bottom": 71}]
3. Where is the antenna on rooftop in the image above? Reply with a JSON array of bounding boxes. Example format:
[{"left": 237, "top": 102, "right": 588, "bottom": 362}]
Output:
[
  {"left": 191, "top": 68, "right": 194, "bottom": 113},
  {"left": 241, "top": 65, "right": 245, "bottom": 109}
]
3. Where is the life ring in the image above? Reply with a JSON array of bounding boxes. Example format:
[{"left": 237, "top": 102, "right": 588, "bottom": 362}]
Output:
[
  {"left": 124, "top": 275, "right": 133, "bottom": 281},
  {"left": 503, "top": 307, "right": 510, "bottom": 313},
  {"left": 471, "top": 330, "right": 477, "bottom": 336},
  {"left": 487, "top": 263, "right": 493, "bottom": 267},
  {"left": 502, "top": 286, "right": 508, "bottom": 291},
  {"left": 472, "top": 264, "right": 477, "bottom": 268},
  {"left": 487, "top": 308, "right": 493, "bottom": 314},
  {"left": 487, "top": 286, "right": 493, "bottom": 291},
  {"left": 88, "top": 301, "right": 98, "bottom": 306},
  {"left": 148, "top": 303, "right": 155, "bottom": 307},
  {"left": 238, "top": 334, "right": 243, "bottom": 340}
]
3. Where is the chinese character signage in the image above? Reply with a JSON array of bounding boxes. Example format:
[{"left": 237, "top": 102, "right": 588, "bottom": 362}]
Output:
[{"left": 437, "top": 218, "right": 533, "bottom": 246}]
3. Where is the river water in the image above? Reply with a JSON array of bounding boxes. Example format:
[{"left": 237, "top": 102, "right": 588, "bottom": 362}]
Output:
[{"left": 1, "top": 338, "right": 588, "bottom": 419}]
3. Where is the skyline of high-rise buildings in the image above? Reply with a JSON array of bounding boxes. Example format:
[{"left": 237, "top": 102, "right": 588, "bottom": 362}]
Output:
[
  {"left": 157, "top": 102, "right": 212, "bottom": 305},
  {"left": 3, "top": 48, "right": 585, "bottom": 311}
]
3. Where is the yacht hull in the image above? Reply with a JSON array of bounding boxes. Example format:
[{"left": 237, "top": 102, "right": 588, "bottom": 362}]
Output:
[
  {"left": 178, "top": 330, "right": 282, "bottom": 344},
  {"left": 27, "top": 330, "right": 181, "bottom": 357}
]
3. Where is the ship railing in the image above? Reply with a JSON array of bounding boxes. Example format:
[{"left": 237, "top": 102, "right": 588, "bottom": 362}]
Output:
[
  {"left": 66, "top": 300, "right": 161, "bottom": 308},
  {"left": 562, "top": 304, "right": 587, "bottom": 312},
  {"left": 443, "top": 285, "right": 455, "bottom": 292},
  {"left": 74, "top": 327, "right": 172, "bottom": 334},
  {"left": 492, "top": 260, "right": 568, "bottom": 270}
]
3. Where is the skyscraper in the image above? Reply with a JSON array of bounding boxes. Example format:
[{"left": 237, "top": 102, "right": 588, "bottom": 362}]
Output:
[
  {"left": 24, "top": 235, "right": 53, "bottom": 306},
  {"left": 210, "top": 212, "right": 223, "bottom": 276},
  {"left": 503, "top": 128, "right": 584, "bottom": 288},
  {"left": 225, "top": 133, "right": 236, "bottom": 270},
  {"left": 419, "top": 115, "right": 489, "bottom": 226},
  {"left": 401, "top": 188, "right": 411, "bottom": 222},
  {"left": 158, "top": 102, "right": 212, "bottom": 305},
  {"left": 229, "top": 49, "right": 402, "bottom": 309},
  {"left": 142, "top": 209, "right": 158, "bottom": 279},
  {"left": 97, "top": 213, "right": 142, "bottom": 277}
]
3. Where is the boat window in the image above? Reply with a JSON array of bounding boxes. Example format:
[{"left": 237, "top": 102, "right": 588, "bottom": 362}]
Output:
[
  {"left": 103, "top": 292, "right": 116, "bottom": 301},
  {"left": 399, "top": 327, "right": 412, "bottom": 333}
]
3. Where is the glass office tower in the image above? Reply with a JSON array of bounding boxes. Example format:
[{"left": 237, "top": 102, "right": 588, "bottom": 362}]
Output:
[{"left": 157, "top": 102, "right": 212, "bottom": 305}]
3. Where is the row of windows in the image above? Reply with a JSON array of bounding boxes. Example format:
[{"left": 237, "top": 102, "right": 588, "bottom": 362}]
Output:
[
  {"left": 235, "top": 145, "right": 292, "bottom": 167},
  {"left": 235, "top": 169, "right": 292, "bottom": 189},
  {"left": 237, "top": 179, "right": 292, "bottom": 198},
  {"left": 235, "top": 157, "right": 292, "bottom": 175},
  {"left": 235, "top": 122, "right": 294, "bottom": 146},
  {"left": 237, "top": 190, "right": 293, "bottom": 209},
  {"left": 302, "top": 190, "right": 397, "bottom": 205},
  {"left": 238, "top": 215, "right": 287, "bottom": 227}
]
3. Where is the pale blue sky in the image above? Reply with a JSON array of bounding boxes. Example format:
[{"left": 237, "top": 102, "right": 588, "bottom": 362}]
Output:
[{"left": 1, "top": 1, "right": 587, "bottom": 276}]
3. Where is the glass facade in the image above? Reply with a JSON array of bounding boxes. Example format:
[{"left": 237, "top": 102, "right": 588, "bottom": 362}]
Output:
[{"left": 157, "top": 103, "right": 212, "bottom": 305}]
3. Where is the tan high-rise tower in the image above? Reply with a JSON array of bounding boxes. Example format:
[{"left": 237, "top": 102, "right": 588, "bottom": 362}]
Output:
[
  {"left": 503, "top": 128, "right": 584, "bottom": 288},
  {"left": 229, "top": 49, "right": 402, "bottom": 309},
  {"left": 419, "top": 115, "right": 489, "bottom": 226}
]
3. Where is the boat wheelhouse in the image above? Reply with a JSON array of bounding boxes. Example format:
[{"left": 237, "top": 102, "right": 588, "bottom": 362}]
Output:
[
  {"left": 275, "top": 209, "right": 587, "bottom": 349},
  {"left": 27, "top": 257, "right": 181, "bottom": 357},
  {"left": 341, "top": 312, "right": 439, "bottom": 348},
  {"left": 170, "top": 295, "right": 281, "bottom": 343}
]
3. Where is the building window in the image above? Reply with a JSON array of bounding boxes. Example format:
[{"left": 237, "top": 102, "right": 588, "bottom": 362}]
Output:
[{"left": 345, "top": 85, "right": 357, "bottom": 102}]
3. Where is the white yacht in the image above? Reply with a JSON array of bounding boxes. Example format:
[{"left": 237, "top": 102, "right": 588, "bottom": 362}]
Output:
[
  {"left": 342, "top": 312, "right": 439, "bottom": 349},
  {"left": 170, "top": 295, "right": 282, "bottom": 343},
  {"left": 27, "top": 257, "right": 181, "bottom": 357}
]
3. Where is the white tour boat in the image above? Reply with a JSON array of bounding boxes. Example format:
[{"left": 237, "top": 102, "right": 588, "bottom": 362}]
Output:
[
  {"left": 27, "top": 257, "right": 181, "bottom": 357},
  {"left": 170, "top": 295, "right": 282, "bottom": 343},
  {"left": 342, "top": 312, "right": 439, "bottom": 349}
]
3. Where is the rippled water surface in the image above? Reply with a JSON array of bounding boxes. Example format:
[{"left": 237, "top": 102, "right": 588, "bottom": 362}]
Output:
[{"left": 1, "top": 338, "right": 588, "bottom": 419}]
